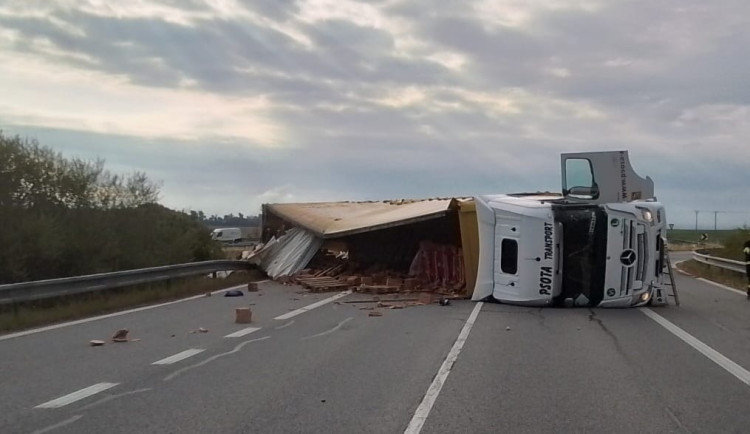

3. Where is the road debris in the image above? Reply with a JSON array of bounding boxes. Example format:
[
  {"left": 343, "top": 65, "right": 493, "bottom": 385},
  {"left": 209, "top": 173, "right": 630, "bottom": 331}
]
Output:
[
  {"left": 235, "top": 307, "right": 252, "bottom": 324},
  {"left": 506, "top": 326, "right": 511, "bottom": 331},
  {"left": 112, "top": 329, "right": 129, "bottom": 342},
  {"left": 190, "top": 327, "right": 209, "bottom": 334},
  {"left": 111, "top": 329, "right": 140, "bottom": 343},
  {"left": 224, "top": 290, "right": 244, "bottom": 297},
  {"left": 368, "top": 311, "right": 383, "bottom": 317},
  {"left": 275, "top": 241, "right": 467, "bottom": 301},
  {"left": 438, "top": 298, "right": 451, "bottom": 306},
  {"left": 89, "top": 340, "right": 106, "bottom": 346}
]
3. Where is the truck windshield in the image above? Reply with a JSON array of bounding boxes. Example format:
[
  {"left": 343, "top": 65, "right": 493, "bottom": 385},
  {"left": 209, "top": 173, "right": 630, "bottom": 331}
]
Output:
[{"left": 552, "top": 205, "right": 608, "bottom": 306}]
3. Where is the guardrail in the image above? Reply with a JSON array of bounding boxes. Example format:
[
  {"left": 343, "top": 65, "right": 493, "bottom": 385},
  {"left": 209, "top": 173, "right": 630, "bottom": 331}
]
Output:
[
  {"left": 0, "top": 260, "right": 253, "bottom": 305},
  {"left": 692, "top": 250, "right": 748, "bottom": 274}
]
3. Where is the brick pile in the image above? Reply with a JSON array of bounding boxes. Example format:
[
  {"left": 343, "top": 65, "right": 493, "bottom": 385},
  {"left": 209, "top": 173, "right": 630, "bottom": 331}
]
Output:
[{"left": 274, "top": 241, "right": 467, "bottom": 300}]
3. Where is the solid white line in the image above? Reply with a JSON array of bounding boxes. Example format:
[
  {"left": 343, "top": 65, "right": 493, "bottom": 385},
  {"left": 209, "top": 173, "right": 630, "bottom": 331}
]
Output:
[
  {"left": 0, "top": 284, "right": 249, "bottom": 342},
  {"left": 696, "top": 278, "right": 746, "bottom": 296},
  {"left": 404, "top": 302, "right": 484, "bottom": 434},
  {"left": 224, "top": 327, "right": 261, "bottom": 338},
  {"left": 31, "top": 415, "right": 84, "bottom": 434},
  {"left": 35, "top": 383, "right": 119, "bottom": 409},
  {"left": 152, "top": 349, "right": 206, "bottom": 365},
  {"left": 163, "top": 336, "right": 270, "bottom": 382},
  {"left": 274, "top": 290, "right": 352, "bottom": 320},
  {"left": 302, "top": 317, "right": 353, "bottom": 340},
  {"left": 641, "top": 308, "right": 750, "bottom": 387}
]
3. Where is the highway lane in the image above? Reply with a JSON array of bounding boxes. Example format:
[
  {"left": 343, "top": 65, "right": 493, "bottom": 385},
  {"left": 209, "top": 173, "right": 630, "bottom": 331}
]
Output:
[
  {"left": 1, "top": 265, "right": 748, "bottom": 434},
  {"left": 656, "top": 254, "right": 750, "bottom": 370},
  {"left": 9, "top": 292, "right": 476, "bottom": 434},
  {"left": 0, "top": 282, "right": 333, "bottom": 425},
  {"left": 423, "top": 304, "right": 750, "bottom": 433}
]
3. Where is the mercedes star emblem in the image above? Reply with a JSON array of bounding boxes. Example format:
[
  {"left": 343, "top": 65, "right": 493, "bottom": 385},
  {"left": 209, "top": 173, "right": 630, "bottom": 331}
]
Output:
[{"left": 620, "top": 249, "right": 637, "bottom": 267}]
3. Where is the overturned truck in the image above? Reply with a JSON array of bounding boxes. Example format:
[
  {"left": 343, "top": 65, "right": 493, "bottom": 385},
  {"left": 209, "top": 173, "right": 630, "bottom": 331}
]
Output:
[{"left": 257, "top": 151, "right": 675, "bottom": 308}]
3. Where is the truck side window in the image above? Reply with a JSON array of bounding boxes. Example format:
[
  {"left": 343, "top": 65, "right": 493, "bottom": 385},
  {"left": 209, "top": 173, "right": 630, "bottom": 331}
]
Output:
[
  {"left": 565, "top": 158, "right": 598, "bottom": 199},
  {"left": 500, "top": 239, "right": 518, "bottom": 274}
]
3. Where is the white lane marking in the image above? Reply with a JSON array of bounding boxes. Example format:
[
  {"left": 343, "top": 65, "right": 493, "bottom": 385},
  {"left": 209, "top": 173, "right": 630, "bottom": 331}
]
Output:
[
  {"left": 79, "top": 388, "right": 152, "bottom": 411},
  {"left": 404, "top": 302, "right": 483, "bottom": 434},
  {"left": 152, "top": 349, "right": 206, "bottom": 365},
  {"left": 696, "top": 278, "right": 746, "bottom": 296},
  {"left": 35, "top": 383, "right": 119, "bottom": 409},
  {"left": 0, "top": 284, "right": 249, "bottom": 342},
  {"left": 302, "top": 317, "right": 353, "bottom": 340},
  {"left": 224, "top": 327, "right": 261, "bottom": 338},
  {"left": 274, "top": 290, "right": 352, "bottom": 320},
  {"left": 641, "top": 308, "right": 750, "bottom": 387},
  {"left": 163, "top": 336, "right": 270, "bottom": 382},
  {"left": 31, "top": 415, "right": 84, "bottom": 434},
  {"left": 274, "top": 320, "right": 295, "bottom": 330}
]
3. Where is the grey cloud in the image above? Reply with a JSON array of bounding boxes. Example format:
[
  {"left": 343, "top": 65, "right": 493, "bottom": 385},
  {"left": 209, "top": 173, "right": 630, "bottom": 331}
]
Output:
[
  {"left": 3, "top": 1, "right": 750, "bottom": 226},
  {"left": 241, "top": 0, "right": 300, "bottom": 21},
  {"left": 0, "top": 10, "right": 455, "bottom": 97}
]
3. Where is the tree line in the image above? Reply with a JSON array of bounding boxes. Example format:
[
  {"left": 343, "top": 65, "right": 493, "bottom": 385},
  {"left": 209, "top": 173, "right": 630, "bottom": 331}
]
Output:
[
  {"left": 0, "top": 132, "right": 223, "bottom": 284},
  {"left": 188, "top": 211, "right": 260, "bottom": 227}
]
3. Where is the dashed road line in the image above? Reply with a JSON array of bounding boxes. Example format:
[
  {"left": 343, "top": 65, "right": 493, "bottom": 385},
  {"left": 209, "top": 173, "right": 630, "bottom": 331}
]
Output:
[
  {"left": 224, "top": 327, "right": 261, "bottom": 338},
  {"left": 274, "top": 290, "right": 352, "bottom": 320},
  {"left": 152, "top": 349, "right": 206, "bottom": 365},
  {"left": 164, "top": 336, "right": 270, "bottom": 382},
  {"left": 35, "top": 383, "right": 119, "bottom": 409},
  {"left": 302, "top": 317, "right": 353, "bottom": 340},
  {"left": 79, "top": 388, "right": 152, "bottom": 411},
  {"left": 641, "top": 308, "right": 750, "bottom": 387},
  {"left": 404, "top": 302, "right": 484, "bottom": 434}
]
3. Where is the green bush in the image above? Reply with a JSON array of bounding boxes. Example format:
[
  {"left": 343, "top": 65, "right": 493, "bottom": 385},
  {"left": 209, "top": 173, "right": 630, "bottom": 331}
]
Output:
[
  {"left": 716, "top": 227, "right": 750, "bottom": 261},
  {"left": 0, "top": 132, "right": 223, "bottom": 283}
]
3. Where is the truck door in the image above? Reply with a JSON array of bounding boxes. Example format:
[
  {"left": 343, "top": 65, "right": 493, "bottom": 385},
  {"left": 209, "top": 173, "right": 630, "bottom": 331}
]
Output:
[{"left": 561, "top": 151, "right": 654, "bottom": 205}]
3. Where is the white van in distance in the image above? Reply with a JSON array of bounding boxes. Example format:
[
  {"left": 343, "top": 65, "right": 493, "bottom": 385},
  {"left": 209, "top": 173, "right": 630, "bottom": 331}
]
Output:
[{"left": 210, "top": 227, "right": 243, "bottom": 243}]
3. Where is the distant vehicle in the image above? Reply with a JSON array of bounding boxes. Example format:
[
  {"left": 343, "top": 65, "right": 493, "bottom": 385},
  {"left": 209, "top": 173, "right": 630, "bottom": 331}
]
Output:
[{"left": 211, "top": 227, "right": 243, "bottom": 243}]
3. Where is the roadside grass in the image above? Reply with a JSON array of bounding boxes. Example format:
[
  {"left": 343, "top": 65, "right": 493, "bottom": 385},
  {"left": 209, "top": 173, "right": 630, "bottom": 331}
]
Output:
[
  {"left": 677, "top": 260, "right": 747, "bottom": 291},
  {"left": 667, "top": 229, "right": 737, "bottom": 245},
  {"left": 0, "top": 270, "right": 265, "bottom": 334}
]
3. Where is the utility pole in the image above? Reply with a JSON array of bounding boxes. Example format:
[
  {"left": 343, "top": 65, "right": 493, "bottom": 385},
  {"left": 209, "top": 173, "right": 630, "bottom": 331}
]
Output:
[
  {"left": 694, "top": 210, "right": 699, "bottom": 231},
  {"left": 714, "top": 211, "right": 719, "bottom": 231}
]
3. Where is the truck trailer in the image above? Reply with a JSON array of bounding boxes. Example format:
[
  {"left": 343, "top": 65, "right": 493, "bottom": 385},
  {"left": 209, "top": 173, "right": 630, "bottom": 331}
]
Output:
[{"left": 472, "top": 151, "right": 674, "bottom": 307}]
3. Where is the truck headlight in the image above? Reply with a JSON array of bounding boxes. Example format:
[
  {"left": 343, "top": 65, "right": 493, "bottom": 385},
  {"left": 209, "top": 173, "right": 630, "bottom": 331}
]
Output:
[
  {"left": 639, "top": 208, "right": 653, "bottom": 223},
  {"left": 640, "top": 292, "right": 651, "bottom": 303}
]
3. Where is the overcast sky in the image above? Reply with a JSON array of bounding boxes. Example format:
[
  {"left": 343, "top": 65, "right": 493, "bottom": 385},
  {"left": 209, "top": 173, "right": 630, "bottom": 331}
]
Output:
[{"left": 2, "top": 0, "right": 749, "bottom": 228}]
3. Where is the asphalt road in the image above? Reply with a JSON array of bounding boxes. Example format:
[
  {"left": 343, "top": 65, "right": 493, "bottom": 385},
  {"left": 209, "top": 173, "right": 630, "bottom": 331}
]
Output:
[{"left": 1, "top": 257, "right": 748, "bottom": 434}]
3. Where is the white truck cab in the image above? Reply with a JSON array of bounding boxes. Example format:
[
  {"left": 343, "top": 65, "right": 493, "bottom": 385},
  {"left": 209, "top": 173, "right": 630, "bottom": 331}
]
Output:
[{"left": 472, "top": 151, "right": 669, "bottom": 307}]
